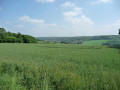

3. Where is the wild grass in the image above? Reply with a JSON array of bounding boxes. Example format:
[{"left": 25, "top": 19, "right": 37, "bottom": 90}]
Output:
[{"left": 0, "top": 43, "right": 120, "bottom": 90}]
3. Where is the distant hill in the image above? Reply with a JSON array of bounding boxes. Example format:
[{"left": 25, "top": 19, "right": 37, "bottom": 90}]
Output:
[{"left": 36, "top": 35, "right": 120, "bottom": 45}]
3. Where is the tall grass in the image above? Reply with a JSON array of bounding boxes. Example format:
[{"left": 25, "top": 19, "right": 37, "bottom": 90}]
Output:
[{"left": 0, "top": 43, "right": 120, "bottom": 90}]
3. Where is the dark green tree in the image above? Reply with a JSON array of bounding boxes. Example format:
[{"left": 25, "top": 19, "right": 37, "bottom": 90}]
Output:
[
  {"left": 0, "top": 28, "right": 6, "bottom": 33},
  {"left": 0, "top": 27, "right": 38, "bottom": 43},
  {"left": 4, "top": 36, "right": 17, "bottom": 43},
  {"left": 17, "top": 32, "right": 22, "bottom": 38}
]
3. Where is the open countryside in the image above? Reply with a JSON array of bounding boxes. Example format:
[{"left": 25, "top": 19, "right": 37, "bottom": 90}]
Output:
[
  {"left": 0, "top": 0, "right": 120, "bottom": 90},
  {"left": 0, "top": 43, "right": 120, "bottom": 89}
]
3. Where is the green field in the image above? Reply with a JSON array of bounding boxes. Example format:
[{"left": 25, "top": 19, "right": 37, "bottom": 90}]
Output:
[
  {"left": 82, "top": 40, "right": 108, "bottom": 45},
  {"left": 0, "top": 43, "right": 120, "bottom": 90}
]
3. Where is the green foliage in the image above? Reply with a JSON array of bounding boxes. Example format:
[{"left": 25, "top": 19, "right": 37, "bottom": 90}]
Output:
[
  {"left": 0, "top": 28, "right": 38, "bottom": 43},
  {"left": 0, "top": 43, "right": 120, "bottom": 90},
  {"left": 23, "top": 35, "right": 37, "bottom": 43},
  {"left": 0, "top": 28, "right": 6, "bottom": 33},
  {"left": 4, "top": 36, "right": 17, "bottom": 43}
]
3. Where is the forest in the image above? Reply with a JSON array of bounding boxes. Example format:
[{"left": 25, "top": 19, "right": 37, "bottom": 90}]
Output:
[{"left": 0, "top": 28, "right": 38, "bottom": 43}]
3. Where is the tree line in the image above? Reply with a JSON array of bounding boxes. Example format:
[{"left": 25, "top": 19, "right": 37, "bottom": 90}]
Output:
[{"left": 0, "top": 28, "right": 38, "bottom": 43}]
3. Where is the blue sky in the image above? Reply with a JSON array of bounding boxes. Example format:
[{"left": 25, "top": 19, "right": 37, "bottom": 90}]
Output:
[{"left": 0, "top": 0, "right": 120, "bottom": 37}]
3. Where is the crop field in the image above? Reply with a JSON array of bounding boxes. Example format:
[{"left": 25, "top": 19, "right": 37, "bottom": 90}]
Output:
[
  {"left": 0, "top": 43, "right": 120, "bottom": 90},
  {"left": 82, "top": 40, "right": 108, "bottom": 45}
]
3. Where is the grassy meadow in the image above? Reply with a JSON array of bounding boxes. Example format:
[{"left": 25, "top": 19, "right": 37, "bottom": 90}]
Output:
[{"left": 0, "top": 43, "right": 120, "bottom": 90}]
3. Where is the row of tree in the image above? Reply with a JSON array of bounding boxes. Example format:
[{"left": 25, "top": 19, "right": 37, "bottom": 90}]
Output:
[{"left": 0, "top": 28, "right": 38, "bottom": 43}]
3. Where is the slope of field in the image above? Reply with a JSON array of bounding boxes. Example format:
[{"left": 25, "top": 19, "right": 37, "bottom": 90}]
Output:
[
  {"left": 82, "top": 40, "right": 108, "bottom": 45},
  {"left": 37, "top": 35, "right": 120, "bottom": 45},
  {"left": 37, "top": 35, "right": 120, "bottom": 42},
  {"left": 0, "top": 43, "right": 120, "bottom": 90}
]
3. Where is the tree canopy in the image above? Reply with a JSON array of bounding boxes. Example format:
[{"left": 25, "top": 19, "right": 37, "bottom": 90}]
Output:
[
  {"left": 0, "top": 28, "right": 6, "bottom": 33},
  {"left": 0, "top": 28, "right": 38, "bottom": 43}
]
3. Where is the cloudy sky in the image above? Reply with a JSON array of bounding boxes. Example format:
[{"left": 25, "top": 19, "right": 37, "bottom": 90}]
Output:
[{"left": 0, "top": 0, "right": 120, "bottom": 37}]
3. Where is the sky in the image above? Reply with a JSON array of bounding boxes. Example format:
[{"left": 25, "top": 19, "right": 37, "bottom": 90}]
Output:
[{"left": 0, "top": 0, "right": 120, "bottom": 37}]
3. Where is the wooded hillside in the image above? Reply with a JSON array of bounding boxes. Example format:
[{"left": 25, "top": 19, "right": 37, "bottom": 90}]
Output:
[{"left": 0, "top": 28, "right": 38, "bottom": 43}]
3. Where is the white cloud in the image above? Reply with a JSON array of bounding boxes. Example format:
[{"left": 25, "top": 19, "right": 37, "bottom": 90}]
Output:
[
  {"left": 90, "top": 0, "right": 114, "bottom": 5},
  {"left": 63, "top": 7, "right": 82, "bottom": 17},
  {"left": 104, "top": 20, "right": 120, "bottom": 29},
  {"left": 62, "top": 6, "right": 82, "bottom": 18},
  {"left": 48, "top": 23, "right": 57, "bottom": 26},
  {"left": 62, "top": 2, "right": 94, "bottom": 25},
  {"left": 63, "top": 11, "right": 78, "bottom": 18},
  {"left": 0, "top": 7, "right": 2, "bottom": 10},
  {"left": 10, "top": 1, "right": 117, "bottom": 37},
  {"left": 19, "top": 16, "right": 44, "bottom": 24},
  {"left": 35, "top": 0, "right": 55, "bottom": 3},
  {"left": 67, "top": 15, "right": 94, "bottom": 25},
  {"left": 56, "top": 2, "right": 95, "bottom": 37},
  {"left": 15, "top": 19, "right": 119, "bottom": 37},
  {"left": 19, "top": 15, "right": 57, "bottom": 27},
  {"left": 16, "top": 25, "right": 24, "bottom": 28},
  {"left": 89, "top": 20, "right": 120, "bottom": 36},
  {"left": 61, "top": 2, "right": 75, "bottom": 7},
  {"left": 60, "top": 1, "right": 118, "bottom": 37}
]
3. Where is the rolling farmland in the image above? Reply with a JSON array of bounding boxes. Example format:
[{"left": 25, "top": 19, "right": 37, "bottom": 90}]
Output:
[
  {"left": 0, "top": 43, "right": 120, "bottom": 90},
  {"left": 82, "top": 40, "right": 108, "bottom": 45}
]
